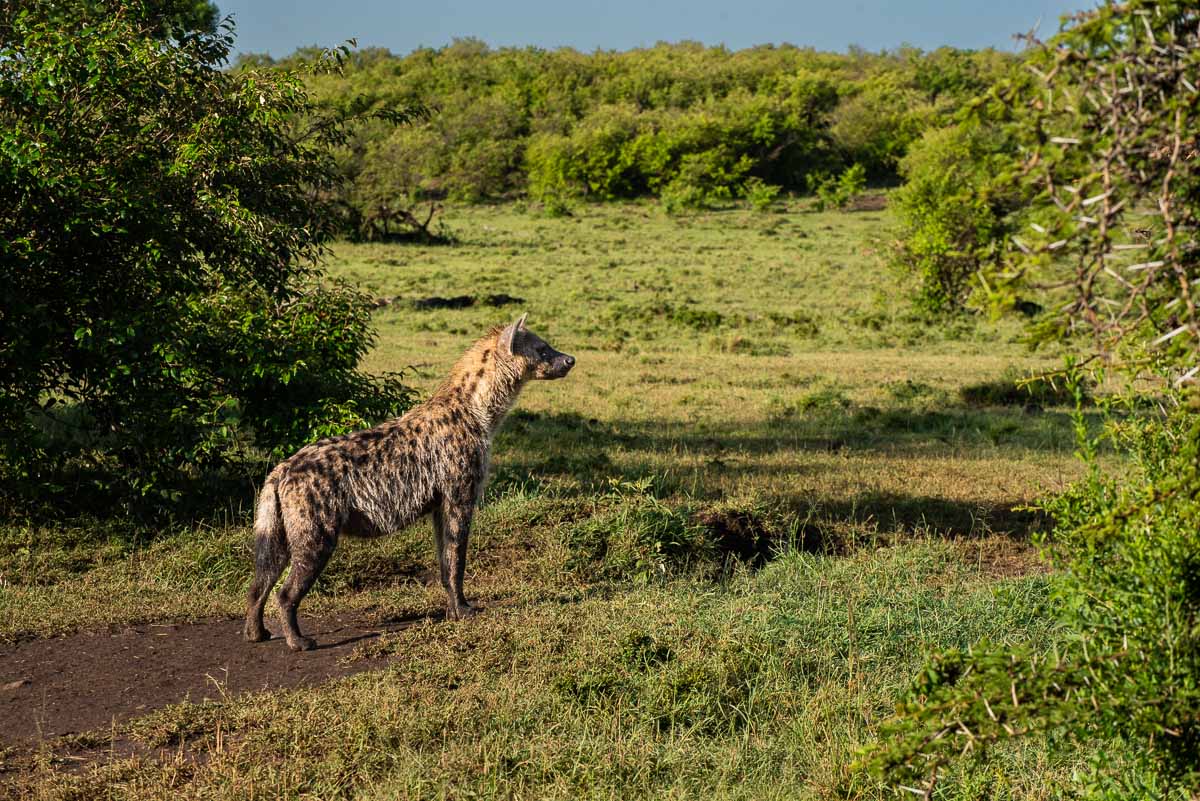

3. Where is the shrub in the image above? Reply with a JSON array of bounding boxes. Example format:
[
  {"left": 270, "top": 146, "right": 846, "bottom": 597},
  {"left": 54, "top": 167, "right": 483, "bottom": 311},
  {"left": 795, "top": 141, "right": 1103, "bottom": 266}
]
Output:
[
  {"left": 742, "top": 177, "right": 781, "bottom": 212},
  {"left": 807, "top": 163, "right": 866, "bottom": 211},
  {"left": 862, "top": 381, "right": 1200, "bottom": 795},
  {"left": 563, "top": 478, "right": 715, "bottom": 582},
  {"left": 890, "top": 122, "right": 1020, "bottom": 314},
  {"left": 660, "top": 148, "right": 753, "bottom": 213},
  {"left": 0, "top": 2, "right": 416, "bottom": 512},
  {"left": 526, "top": 104, "right": 645, "bottom": 202}
]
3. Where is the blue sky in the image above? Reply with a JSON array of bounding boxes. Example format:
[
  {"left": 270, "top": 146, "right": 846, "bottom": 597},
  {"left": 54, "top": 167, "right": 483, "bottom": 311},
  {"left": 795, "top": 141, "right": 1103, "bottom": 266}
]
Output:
[{"left": 218, "top": 0, "right": 1092, "bottom": 59}]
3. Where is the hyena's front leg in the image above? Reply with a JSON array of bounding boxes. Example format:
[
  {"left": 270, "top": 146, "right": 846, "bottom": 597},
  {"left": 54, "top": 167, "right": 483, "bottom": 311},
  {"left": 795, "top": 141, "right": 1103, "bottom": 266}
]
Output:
[
  {"left": 275, "top": 524, "right": 338, "bottom": 651},
  {"left": 436, "top": 494, "right": 478, "bottom": 620}
]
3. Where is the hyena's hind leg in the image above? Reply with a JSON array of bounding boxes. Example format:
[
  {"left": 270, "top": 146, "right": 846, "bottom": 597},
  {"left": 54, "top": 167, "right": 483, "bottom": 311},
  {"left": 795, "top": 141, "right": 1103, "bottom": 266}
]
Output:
[
  {"left": 245, "top": 481, "right": 289, "bottom": 643},
  {"left": 275, "top": 524, "right": 338, "bottom": 652},
  {"left": 244, "top": 541, "right": 288, "bottom": 642}
]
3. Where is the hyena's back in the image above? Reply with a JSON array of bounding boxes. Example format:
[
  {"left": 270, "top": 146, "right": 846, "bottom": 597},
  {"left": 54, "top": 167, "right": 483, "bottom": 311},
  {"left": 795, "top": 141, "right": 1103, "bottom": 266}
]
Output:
[{"left": 271, "top": 418, "right": 455, "bottom": 542}]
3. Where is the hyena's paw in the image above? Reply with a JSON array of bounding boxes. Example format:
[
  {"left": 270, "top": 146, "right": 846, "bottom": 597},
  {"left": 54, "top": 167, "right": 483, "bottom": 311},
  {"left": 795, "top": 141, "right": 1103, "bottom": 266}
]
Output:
[
  {"left": 446, "top": 602, "right": 481, "bottom": 621},
  {"left": 244, "top": 623, "right": 271, "bottom": 643},
  {"left": 286, "top": 635, "right": 318, "bottom": 652}
]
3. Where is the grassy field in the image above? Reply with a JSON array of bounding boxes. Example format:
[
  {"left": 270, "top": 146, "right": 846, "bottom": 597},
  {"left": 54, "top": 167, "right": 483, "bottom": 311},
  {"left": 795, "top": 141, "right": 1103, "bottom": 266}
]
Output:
[{"left": 2, "top": 199, "right": 1101, "bottom": 798}]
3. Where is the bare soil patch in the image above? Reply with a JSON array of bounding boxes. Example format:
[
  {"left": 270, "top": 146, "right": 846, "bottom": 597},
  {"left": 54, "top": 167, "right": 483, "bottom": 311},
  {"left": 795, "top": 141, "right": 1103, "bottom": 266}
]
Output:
[
  {"left": 848, "top": 193, "right": 888, "bottom": 211},
  {"left": 0, "top": 612, "right": 427, "bottom": 744}
]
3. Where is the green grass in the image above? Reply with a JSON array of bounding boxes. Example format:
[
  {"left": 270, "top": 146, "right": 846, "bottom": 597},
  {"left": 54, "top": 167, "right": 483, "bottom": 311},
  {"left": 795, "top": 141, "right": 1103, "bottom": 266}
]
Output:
[
  {"left": 1, "top": 199, "right": 1102, "bottom": 798},
  {"left": 16, "top": 545, "right": 1072, "bottom": 800}
]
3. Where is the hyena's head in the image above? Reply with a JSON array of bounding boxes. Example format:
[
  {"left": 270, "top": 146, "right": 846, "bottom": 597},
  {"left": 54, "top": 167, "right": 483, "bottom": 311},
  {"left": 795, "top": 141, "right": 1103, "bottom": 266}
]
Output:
[{"left": 500, "top": 313, "right": 575, "bottom": 380}]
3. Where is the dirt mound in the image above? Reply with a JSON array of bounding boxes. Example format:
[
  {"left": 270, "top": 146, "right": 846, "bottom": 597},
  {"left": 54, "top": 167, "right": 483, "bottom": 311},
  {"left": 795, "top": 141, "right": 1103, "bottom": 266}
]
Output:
[{"left": 0, "top": 612, "right": 426, "bottom": 744}]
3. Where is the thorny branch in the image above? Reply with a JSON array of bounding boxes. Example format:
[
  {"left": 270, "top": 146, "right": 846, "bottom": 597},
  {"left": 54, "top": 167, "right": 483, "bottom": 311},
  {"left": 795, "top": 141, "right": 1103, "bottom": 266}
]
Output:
[{"left": 1015, "top": 4, "right": 1200, "bottom": 380}]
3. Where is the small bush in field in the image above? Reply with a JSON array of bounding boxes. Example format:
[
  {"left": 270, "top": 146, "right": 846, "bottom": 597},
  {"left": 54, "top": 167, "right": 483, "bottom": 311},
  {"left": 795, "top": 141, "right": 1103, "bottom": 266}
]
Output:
[
  {"left": 807, "top": 164, "right": 867, "bottom": 211},
  {"left": 742, "top": 177, "right": 782, "bottom": 212},
  {"left": 563, "top": 478, "right": 716, "bottom": 582},
  {"left": 660, "top": 148, "right": 753, "bottom": 213}
]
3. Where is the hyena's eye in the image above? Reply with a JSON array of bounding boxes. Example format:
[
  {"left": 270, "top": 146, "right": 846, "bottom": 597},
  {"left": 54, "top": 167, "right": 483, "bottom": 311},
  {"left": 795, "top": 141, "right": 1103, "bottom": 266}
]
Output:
[{"left": 537, "top": 346, "right": 550, "bottom": 358}]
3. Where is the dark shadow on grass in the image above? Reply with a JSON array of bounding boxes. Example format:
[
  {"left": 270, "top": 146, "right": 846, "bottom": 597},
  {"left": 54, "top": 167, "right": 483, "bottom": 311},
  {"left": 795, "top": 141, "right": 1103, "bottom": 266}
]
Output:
[
  {"left": 702, "top": 495, "right": 1048, "bottom": 565},
  {"left": 490, "top": 407, "right": 1067, "bottom": 555},
  {"left": 313, "top": 612, "right": 439, "bottom": 651},
  {"left": 6, "top": 401, "right": 1085, "bottom": 551},
  {"left": 492, "top": 405, "right": 1106, "bottom": 490}
]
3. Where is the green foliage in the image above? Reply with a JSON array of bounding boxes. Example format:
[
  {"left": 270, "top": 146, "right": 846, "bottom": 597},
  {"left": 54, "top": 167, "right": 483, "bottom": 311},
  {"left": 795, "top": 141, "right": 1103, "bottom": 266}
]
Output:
[
  {"left": 281, "top": 41, "right": 1013, "bottom": 208},
  {"left": 993, "top": 1, "right": 1200, "bottom": 361},
  {"left": 908, "top": 46, "right": 1005, "bottom": 101},
  {"left": 563, "top": 478, "right": 716, "bottom": 582},
  {"left": 807, "top": 163, "right": 867, "bottom": 211},
  {"left": 890, "top": 122, "right": 1021, "bottom": 315},
  {"left": 891, "top": 1, "right": 1200, "bottom": 353},
  {"left": 828, "top": 74, "right": 931, "bottom": 177},
  {"left": 862, "top": 386, "right": 1200, "bottom": 796},
  {"left": 526, "top": 104, "right": 645, "bottom": 201},
  {"left": 742, "top": 177, "right": 781, "bottom": 212},
  {"left": 659, "top": 147, "right": 753, "bottom": 213},
  {"left": 0, "top": 2, "right": 415, "bottom": 512}
]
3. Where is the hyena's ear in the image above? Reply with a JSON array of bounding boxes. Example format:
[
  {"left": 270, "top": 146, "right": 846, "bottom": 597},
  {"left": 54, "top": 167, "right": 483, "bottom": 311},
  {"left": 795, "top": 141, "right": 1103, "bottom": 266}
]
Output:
[{"left": 500, "top": 313, "right": 528, "bottom": 355}]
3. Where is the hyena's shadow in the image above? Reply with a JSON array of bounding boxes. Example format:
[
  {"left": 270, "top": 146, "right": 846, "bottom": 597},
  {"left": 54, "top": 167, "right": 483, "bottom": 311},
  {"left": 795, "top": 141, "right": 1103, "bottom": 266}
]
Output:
[{"left": 274, "top": 611, "right": 443, "bottom": 652}]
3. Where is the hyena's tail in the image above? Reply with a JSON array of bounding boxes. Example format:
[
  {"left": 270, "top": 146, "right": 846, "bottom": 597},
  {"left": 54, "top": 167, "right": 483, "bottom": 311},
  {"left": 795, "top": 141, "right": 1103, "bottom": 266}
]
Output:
[
  {"left": 244, "top": 475, "right": 290, "bottom": 642},
  {"left": 254, "top": 477, "right": 289, "bottom": 568}
]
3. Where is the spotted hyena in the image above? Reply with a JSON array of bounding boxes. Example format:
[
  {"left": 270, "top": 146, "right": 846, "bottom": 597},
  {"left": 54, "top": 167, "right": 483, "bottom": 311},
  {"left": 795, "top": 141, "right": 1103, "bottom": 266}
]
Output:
[{"left": 244, "top": 313, "right": 575, "bottom": 651}]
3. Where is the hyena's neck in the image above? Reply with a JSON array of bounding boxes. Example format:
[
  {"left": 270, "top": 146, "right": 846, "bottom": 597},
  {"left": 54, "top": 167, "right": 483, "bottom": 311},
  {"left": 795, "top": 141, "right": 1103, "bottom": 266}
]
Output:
[{"left": 433, "top": 333, "right": 527, "bottom": 436}]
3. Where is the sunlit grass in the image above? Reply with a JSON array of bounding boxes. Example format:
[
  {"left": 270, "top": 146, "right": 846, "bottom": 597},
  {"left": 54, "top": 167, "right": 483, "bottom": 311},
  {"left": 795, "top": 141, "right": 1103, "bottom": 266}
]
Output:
[{"left": 2, "top": 200, "right": 1100, "bottom": 799}]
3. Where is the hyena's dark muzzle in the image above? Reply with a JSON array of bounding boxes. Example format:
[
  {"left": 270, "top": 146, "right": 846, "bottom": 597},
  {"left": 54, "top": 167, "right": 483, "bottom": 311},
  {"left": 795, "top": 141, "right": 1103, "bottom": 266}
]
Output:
[{"left": 545, "top": 352, "right": 575, "bottom": 379}]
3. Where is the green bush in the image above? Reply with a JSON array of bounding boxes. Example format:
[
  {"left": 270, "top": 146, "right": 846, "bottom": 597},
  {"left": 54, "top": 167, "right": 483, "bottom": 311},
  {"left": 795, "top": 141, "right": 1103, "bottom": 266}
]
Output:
[
  {"left": 890, "top": 122, "right": 1019, "bottom": 314},
  {"left": 526, "top": 104, "right": 645, "bottom": 201},
  {"left": 828, "top": 74, "right": 931, "bottom": 177},
  {"left": 862, "top": 385, "right": 1200, "bottom": 795},
  {"left": 0, "top": 2, "right": 415, "bottom": 513},
  {"left": 660, "top": 147, "right": 753, "bottom": 213},
  {"left": 742, "top": 177, "right": 782, "bottom": 211},
  {"left": 807, "top": 163, "right": 866, "bottom": 211}
]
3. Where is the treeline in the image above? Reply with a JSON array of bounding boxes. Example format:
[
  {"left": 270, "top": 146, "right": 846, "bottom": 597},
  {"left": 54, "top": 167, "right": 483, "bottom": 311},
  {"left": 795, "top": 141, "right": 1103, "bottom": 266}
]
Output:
[{"left": 238, "top": 41, "right": 1012, "bottom": 227}]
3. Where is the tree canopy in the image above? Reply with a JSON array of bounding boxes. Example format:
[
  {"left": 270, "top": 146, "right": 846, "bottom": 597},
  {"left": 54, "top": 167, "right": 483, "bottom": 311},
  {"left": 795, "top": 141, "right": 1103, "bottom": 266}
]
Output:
[{"left": 0, "top": 1, "right": 414, "bottom": 513}]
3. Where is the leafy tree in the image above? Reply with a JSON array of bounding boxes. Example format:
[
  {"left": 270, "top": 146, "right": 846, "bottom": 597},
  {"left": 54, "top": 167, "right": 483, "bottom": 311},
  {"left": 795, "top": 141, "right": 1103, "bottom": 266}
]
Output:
[
  {"left": 0, "top": 2, "right": 416, "bottom": 513},
  {"left": 863, "top": 3, "right": 1200, "bottom": 795},
  {"left": 996, "top": 1, "right": 1200, "bottom": 370}
]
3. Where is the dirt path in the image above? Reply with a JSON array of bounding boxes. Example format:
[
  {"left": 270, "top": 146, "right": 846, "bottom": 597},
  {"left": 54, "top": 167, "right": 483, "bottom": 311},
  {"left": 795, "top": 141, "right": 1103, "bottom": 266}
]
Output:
[{"left": 0, "top": 613, "right": 424, "bottom": 744}]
